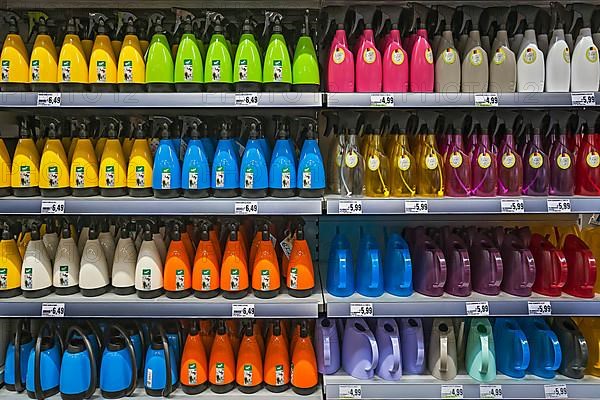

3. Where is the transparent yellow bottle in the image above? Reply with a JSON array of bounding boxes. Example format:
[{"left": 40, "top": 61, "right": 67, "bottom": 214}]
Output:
[
  {"left": 417, "top": 127, "right": 444, "bottom": 197},
  {"left": 390, "top": 130, "right": 416, "bottom": 197},
  {"left": 364, "top": 132, "right": 390, "bottom": 197}
]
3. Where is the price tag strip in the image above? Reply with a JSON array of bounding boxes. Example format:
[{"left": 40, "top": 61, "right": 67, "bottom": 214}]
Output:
[
  {"left": 528, "top": 301, "right": 552, "bottom": 316},
  {"left": 339, "top": 385, "right": 362, "bottom": 399},
  {"left": 41, "top": 200, "right": 65, "bottom": 214},
  {"left": 350, "top": 302, "right": 374, "bottom": 317},
  {"left": 234, "top": 93, "right": 259, "bottom": 106},
  {"left": 41, "top": 303, "right": 65, "bottom": 317},
  {"left": 466, "top": 301, "right": 490, "bottom": 316},
  {"left": 544, "top": 384, "right": 568, "bottom": 399},
  {"left": 370, "top": 93, "right": 394, "bottom": 107},
  {"left": 501, "top": 198, "right": 524, "bottom": 213},
  {"left": 405, "top": 199, "right": 428, "bottom": 214},
  {"left": 571, "top": 92, "right": 596, "bottom": 107},
  {"left": 338, "top": 200, "right": 363, "bottom": 214},
  {"left": 441, "top": 384, "right": 464, "bottom": 399},
  {"left": 234, "top": 201, "right": 258, "bottom": 215},
  {"left": 547, "top": 199, "right": 571, "bottom": 213},
  {"left": 37, "top": 92, "right": 62, "bottom": 107},
  {"left": 480, "top": 385, "right": 502, "bottom": 399},
  {"left": 474, "top": 93, "right": 499, "bottom": 107},
  {"left": 231, "top": 304, "right": 255, "bottom": 318}
]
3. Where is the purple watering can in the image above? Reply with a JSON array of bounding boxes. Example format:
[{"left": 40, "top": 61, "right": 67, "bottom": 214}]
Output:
[
  {"left": 399, "top": 318, "right": 426, "bottom": 375},
  {"left": 375, "top": 319, "right": 402, "bottom": 381},
  {"left": 463, "top": 227, "right": 503, "bottom": 295},
  {"left": 436, "top": 226, "right": 472, "bottom": 297},
  {"left": 499, "top": 229, "right": 536, "bottom": 297},
  {"left": 405, "top": 227, "right": 447, "bottom": 296},
  {"left": 315, "top": 317, "right": 341, "bottom": 375},
  {"left": 342, "top": 318, "right": 379, "bottom": 379}
]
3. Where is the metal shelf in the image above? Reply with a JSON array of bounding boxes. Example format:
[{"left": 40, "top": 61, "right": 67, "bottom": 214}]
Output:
[
  {"left": 325, "top": 195, "right": 600, "bottom": 215},
  {"left": 0, "top": 92, "right": 323, "bottom": 108},
  {"left": 324, "top": 290, "right": 600, "bottom": 318},
  {"left": 0, "top": 196, "right": 323, "bottom": 215},
  {"left": 325, "top": 92, "right": 599, "bottom": 108},
  {"left": 324, "top": 373, "right": 600, "bottom": 400}
]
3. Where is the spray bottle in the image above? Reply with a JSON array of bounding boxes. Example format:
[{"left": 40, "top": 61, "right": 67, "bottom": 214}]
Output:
[
  {"left": 297, "top": 117, "right": 325, "bottom": 197},
  {"left": 549, "top": 112, "right": 576, "bottom": 196},
  {"left": 126, "top": 119, "right": 153, "bottom": 197},
  {"left": 239, "top": 117, "right": 268, "bottom": 198},
  {"left": 353, "top": 7, "right": 382, "bottom": 92},
  {"left": 287, "top": 222, "right": 314, "bottom": 298},
  {"left": 575, "top": 111, "right": 600, "bottom": 195},
  {"left": 363, "top": 114, "right": 390, "bottom": 197},
  {"left": 496, "top": 112, "right": 523, "bottom": 196},
  {"left": 571, "top": 4, "right": 600, "bottom": 91},
  {"left": 116, "top": 12, "right": 145, "bottom": 92},
  {"left": 204, "top": 12, "right": 232, "bottom": 92},
  {"left": 233, "top": 16, "right": 261, "bottom": 91},
  {"left": 182, "top": 117, "right": 210, "bottom": 198},
  {"left": 0, "top": 223, "right": 22, "bottom": 298},
  {"left": 70, "top": 120, "right": 99, "bottom": 196},
  {"left": 522, "top": 119, "right": 550, "bottom": 196},
  {"left": 28, "top": 12, "right": 58, "bottom": 91},
  {"left": 340, "top": 112, "right": 365, "bottom": 197},
  {"left": 487, "top": 7, "right": 517, "bottom": 92},
  {"left": 145, "top": 13, "right": 174, "bottom": 92},
  {"left": 323, "top": 112, "right": 342, "bottom": 194},
  {"left": 389, "top": 112, "right": 416, "bottom": 196},
  {"left": 220, "top": 223, "right": 249, "bottom": 299},
  {"left": 471, "top": 123, "right": 497, "bottom": 197},
  {"left": 152, "top": 117, "right": 181, "bottom": 198},
  {"left": 263, "top": 12, "right": 292, "bottom": 91},
  {"left": 57, "top": 17, "right": 89, "bottom": 91},
  {"left": 39, "top": 118, "right": 70, "bottom": 197},
  {"left": 88, "top": 13, "right": 117, "bottom": 92},
  {"left": 433, "top": 6, "right": 460, "bottom": 93},
  {"left": 173, "top": 9, "right": 204, "bottom": 92},
  {"left": 516, "top": 6, "right": 546, "bottom": 92},
  {"left": 546, "top": 3, "right": 571, "bottom": 92},
  {"left": 211, "top": 120, "right": 239, "bottom": 197},
  {"left": 379, "top": 6, "right": 409, "bottom": 92},
  {"left": 416, "top": 111, "right": 444, "bottom": 197},
  {"left": 293, "top": 10, "right": 320, "bottom": 92},
  {"left": 458, "top": 6, "right": 489, "bottom": 92},
  {"left": 99, "top": 118, "right": 127, "bottom": 197},
  {"left": 444, "top": 119, "right": 471, "bottom": 197},
  {"left": 324, "top": 7, "right": 355, "bottom": 92},
  {"left": 11, "top": 118, "right": 39, "bottom": 197},
  {"left": 269, "top": 117, "right": 296, "bottom": 197},
  {"left": 0, "top": 11, "right": 29, "bottom": 91},
  {"left": 405, "top": 4, "right": 434, "bottom": 92}
]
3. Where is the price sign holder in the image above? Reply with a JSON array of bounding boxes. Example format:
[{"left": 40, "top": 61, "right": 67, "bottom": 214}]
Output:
[
  {"left": 350, "top": 303, "right": 374, "bottom": 317},
  {"left": 466, "top": 301, "right": 490, "bottom": 316},
  {"left": 370, "top": 93, "right": 394, "bottom": 107},
  {"left": 528, "top": 301, "right": 552, "bottom": 316},
  {"left": 231, "top": 304, "right": 255, "bottom": 318},
  {"left": 571, "top": 92, "right": 596, "bottom": 107},
  {"left": 501, "top": 199, "right": 524, "bottom": 213},
  {"left": 234, "top": 93, "right": 259, "bottom": 106},
  {"left": 405, "top": 199, "right": 428, "bottom": 214},
  {"left": 41, "top": 200, "right": 65, "bottom": 214},
  {"left": 339, "top": 385, "right": 362, "bottom": 399},
  {"left": 474, "top": 93, "right": 499, "bottom": 107},
  {"left": 480, "top": 384, "right": 503, "bottom": 399},
  {"left": 441, "top": 384, "right": 464, "bottom": 399},
  {"left": 41, "top": 303, "right": 65, "bottom": 317},
  {"left": 547, "top": 199, "right": 571, "bottom": 213},
  {"left": 339, "top": 200, "right": 363, "bottom": 214},
  {"left": 37, "top": 92, "right": 62, "bottom": 107},
  {"left": 234, "top": 201, "right": 258, "bottom": 215},
  {"left": 544, "top": 384, "right": 568, "bottom": 399}
]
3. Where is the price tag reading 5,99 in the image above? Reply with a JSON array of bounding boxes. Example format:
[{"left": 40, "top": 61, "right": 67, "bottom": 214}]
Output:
[
  {"left": 547, "top": 199, "right": 571, "bottom": 213},
  {"left": 405, "top": 200, "right": 428, "bottom": 214},
  {"left": 544, "top": 384, "right": 568, "bottom": 399},
  {"left": 339, "top": 200, "right": 362, "bottom": 214},
  {"left": 529, "top": 301, "right": 552, "bottom": 316},
  {"left": 350, "top": 303, "right": 374, "bottom": 317},
  {"left": 466, "top": 301, "right": 490, "bottom": 316},
  {"left": 501, "top": 199, "right": 524, "bottom": 213}
]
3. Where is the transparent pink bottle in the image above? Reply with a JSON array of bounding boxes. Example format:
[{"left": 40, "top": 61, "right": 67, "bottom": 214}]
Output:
[
  {"left": 444, "top": 125, "right": 471, "bottom": 197},
  {"left": 522, "top": 126, "right": 550, "bottom": 196},
  {"left": 410, "top": 25, "right": 434, "bottom": 92},
  {"left": 355, "top": 24, "right": 382, "bottom": 92},
  {"left": 327, "top": 25, "right": 355, "bottom": 92},
  {"left": 497, "top": 127, "right": 523, "bottom": 196},
  {"left": 471, "top": 126, "right": 498, "bottom": 197},
  {"left": 549, "top": 123, "right": 575, "bottom": 196},
  {"left": 382, "top": 25, "right": 409, "bottom": 92}
]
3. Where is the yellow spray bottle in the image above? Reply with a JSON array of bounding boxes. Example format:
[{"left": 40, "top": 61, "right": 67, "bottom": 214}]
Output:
[
  {"left": 127, "top": 119, "right": 153, "bottom": 197},
  {"left": 39, "top": 118, "right": 70, "bottom": 197},
  {"left": 117, "top": 12, "right": 145, "bottom": 92},
  {"left": 0, "top": 133, "right": 12, "bottom": 197},
  {"left": 57, "top": 17, "right": 89, "bottom": 91},
  {"left": 70, "top": 120, "right": 99, "bottom": 196},
  {"left": 0, "top": 223, "right": 22, "bottom": 298},
  {"left": 12, "top": 118, "right": 40, "bottom": 197},
  {"left": 28, "top": 12, "right": 58, "bottom": 91},
  {"left": 364, "top": 114, "right": 391, "bottom": 197},
  {"left": 416, "top": 112, "right": 444, "bottom": 197},
  {"left": 99, "top": 118, "right": 127, "bottom": 197},
  {"left": 389, "top": 112, "right": 417, "bottom": 197},
  {"left": 88, "top": 13, "right": 117, "bottom": 92},
  {"left": 78, "top": 18, "right": 93, "bottom": 61},
  {"left": 0, "top": 11, "right": 29, "bottom": 91}
]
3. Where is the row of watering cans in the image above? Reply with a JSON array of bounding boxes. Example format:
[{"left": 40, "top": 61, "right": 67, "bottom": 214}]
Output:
[
  {"left": 322, "top": 3, "right": 600, "bottom": 93},
  {"left": 327, "top": 224, "right": 598, "bottom": 299},
  {"left": 316, "top": 317, "right": 600, "bottom": 382}
]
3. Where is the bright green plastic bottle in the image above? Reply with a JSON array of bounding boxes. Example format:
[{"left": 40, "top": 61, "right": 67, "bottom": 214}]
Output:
[
  {"left": 174, "top": 17, "right": 204, "bottom": 92},
  {"left": 145, "top": 14, "right": 174, "bottom": 91},
  {"left": 204, "top": 13, "right": 232, "bottom": 92},
  {"left": 292, "top": 14, "right": 320, "bottom": 91},
  {"left": 234, "top": 18, "right": 262, "bottom": 91},
  {"left": 263, "top": 17, "right": 292, "bottom": 91}
]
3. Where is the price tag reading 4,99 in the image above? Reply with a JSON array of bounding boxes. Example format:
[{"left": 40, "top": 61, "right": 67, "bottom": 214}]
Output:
[
  {"left": 338, "top": 200, "right": 362, "bottom": 214},
  {"left": 234, "top": 93, "right": 259, "bottom": 106},
  {"left": 529, "top": 301, "right": 552, "bottom": 316},
  {"left": 370, "top": 94, "right": 394, "bottom": 107},
  {"left": 544, "top": 384, "right": 568, "bottom": 399},
  {"left": 441, "top": 385, "right": 464, "bottom": 399},
  {"left": 466, "top": 301, "right": 490, "bottom": 316},
  {"left": 405, "top": 200, "right": 428, "bottom": 214},
  {"left": 350, "top": 303, "right": 374, "bottom": 317},
  {"left": 474, "top": 93, "right": 499, "bottom": 107},
  {"left": 339, "top": 385, "right": 362, "bottom": 399},
  {"left": 480, "top": 384, "right": 503, "bottom": 399},
  {"left": 234, "top": 201, "right": 258, "bottom": 215},
  {"left": 547, "top": 199, "right": 571, "bottom": 213}
]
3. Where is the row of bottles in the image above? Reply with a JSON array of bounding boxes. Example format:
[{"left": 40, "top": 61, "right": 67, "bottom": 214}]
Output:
[
  {"left": 324, "top": 3, "right": 600, "bottom": 93},
  {"left": 327, "top": 223, "right": 598, "bottom": 298},
  {"left": 4, "top": 115, "right": 325, "bottom": 198},
  {"left": 326, "top": 109, "right": 600, "bottom": 197},
  {"left": 0, "top": 9, "right": 319, "bottom": 92},
  {"left": 1, "top": 318, "right": 318, "bottom": 398},
  {"left": 0, "top": 216, "right": 315, "bottom": 300},
  {"left": 316, "top": 317, "right": 600, "bottom": 381}
]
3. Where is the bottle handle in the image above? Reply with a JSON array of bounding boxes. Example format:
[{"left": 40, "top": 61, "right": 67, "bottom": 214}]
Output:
[
  {"left": 573, "top": 334, "right": 588, "bottom": 371},
  {"left": 34, "top": 322, "right": 53, "bottom": 400},
  {"left": 14, "top": 319, "right": 24, "bottom": 393},
  {"left": 113, "top": 324, "right": 138, "bottom": 396},
  {"left": 551, "top": 250, "right": 568, "bottom": 289},
  {"left": 432, "top": 248, "right": 447, "bottom": 288},
  {"left": 488, "top": 248, "right": 504, "bottom": 288},
  {"left": 361, "top": 327, "right": 379, "bottom": 372},
  {"left": 544, "top": 331, "right": 562, "bottom": 371},
  {"left": 368, "top": 249, "right": 380, "bottom": 289},
  {"left": 416, "top": 325, "right": 425, "bottom": 368},
  {"left": 66, "top": 326, "right": 98, "bottom": 400},
  {"left": 513, "top": 329, "right": 530, "bottom": 371},
  {"left": 390, "top": 335, "right": 401, "bottom": 374},
  {"left": 400, "top": 247, "right": 412, "bottom": 289},
  {"left": 323, "top": 335, "right": 331, "bottom": 367},
  {"left": 520, "top": 249, "right": 535, "bottom": 288},
  {"left": 458, "top": 247, "right": 470, "bottom": 288},
  {"left": 338, "top": 250, "right": 347, "bottom": 289},
  {"left": 439, "top": 333, "right": 448, "bottom": 373},
  {"left": 479, "top": 333, "right": 489, "bottom": 375}
]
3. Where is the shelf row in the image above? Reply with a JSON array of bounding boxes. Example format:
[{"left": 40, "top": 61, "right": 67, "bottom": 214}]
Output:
[{"left": 0, "top": 92, "right": 598, "bottom": 109}]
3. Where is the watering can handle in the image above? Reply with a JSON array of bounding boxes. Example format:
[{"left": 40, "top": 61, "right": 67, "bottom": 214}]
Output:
[
  {"left": 324, "top": 336, "right": 331, "bottom": 367},
  {"left": 338, "top": 250, "right": 347, "bottom": 289},
  {"left": 440, "top": 334, "right": 448, "bottom": 373},
  {"left": 574, "top": 334, "right": 588, "bottom": 371},
  {"left": 112, "top": 324, "right": 138, "bottom": 396},
  {"left": 480, "top": 334, "right": 489, "bottom": 375},
  {"left": 514, "top": 330, "right": 530, "bottom": 371},
  {"left": 66, "top": 326, "right": 98, "bottom": 400},
  {"left": 434, "top": 249, "right": 447, "bottom": 288},
  {"left": 34, "top": 323, "right": 53, "bottom": 400},
  {"left": 489, "top": 248, "right": 503, "bottom": 288},
  {"left": 458, "top": 248, "right": 470, "bottom": 288},
  {"left": 545, "top": 332, "right": 562, "bottom": 371},
  {"left": 390, "top": 335, "right": 401, "bottom": 374},
  {"left": 368, "top": 249, "right": 380, "bottom": 289},
  {"left": 400, "top": 248, "right": 412, "bottom": 288},
  {"left": 14, "top": 319, "right": 24, "bottom": 393},
  {"left": 416, "top": 325, "right": 425, "bottom": 368},
  {"left": 520, "top": 249, "right": 535, "bottom": 288},
  {"left": 363, "top": 328, "right": 379, "bottom": 372},
  {"left": 551, "top": 250, "right": 568, "bottom": 289},
  {"left": 584, "top": 250, "right": 596, "bottom": 287}
]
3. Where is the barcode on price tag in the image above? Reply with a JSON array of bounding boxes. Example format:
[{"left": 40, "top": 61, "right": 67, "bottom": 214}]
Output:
[
  {"left": 339, "top": 200, "right": 362, "bottom": 214},
  {"left": 41, "top": 303, "right": 65, "bottom": 317},
  {"left": 441, "top": 384, "right": 464, "bottom": 399},
  {"left": 405, "top": 199, "right": 428, "bottom": 214},
  {"left": 232, "top": 304, "right": 255, "bottom": 318},
  {"left": 501, "top": 198, "right": 524, "bottom": 213},
  {"left": 474, "top": 93, "right": 499, "bottom": 107},
  {"left": 547, "top": 199, "right": 571, "bottom": 213},
  {"left": 235, "top": 93, "right": 259, "bottom": 106},
  {"left": 339, "top": 385, "right": 362, "bottom": 399},
  {"left": 544, "top": 384, "right": 568, "bottom": 399},
  {"left": 41, "top": 200, "right": 65, "bottom": 214},
  {"left": 37, "top": 92, "right": 62, "bottom": 107},
  {"left": 571, "top": 92, "right": 596, "bottom": 107},
  {"left": 350, "top": 303, "right": 374, "bottom": 317},
  {"left": 466, "top": 301, "right": 490, "bottom": 316},
  {"left": 370, "top": 94, "right": 394, "bottom": 107},
  {"left": 480, "top": 384, "right": 503, "bottom": 399},
  {"left": 234, "top": 201, "right": 258, "bottom": 215},
  {"left": 529, "top": 301, "right": 552, "bottom": 316}
]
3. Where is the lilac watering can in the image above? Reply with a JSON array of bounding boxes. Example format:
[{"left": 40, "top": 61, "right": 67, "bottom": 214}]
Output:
[
  {"left": 375, "top": 319, "right": 402, "bottom": 381},
  {"left": 342, "top": 318, "right": 379, "bottom": 379},
  {"left": 405, "top": 227, "right": 447, "bottom": 296},
  {"left": 315, "top": 318, "right": 341, "bottom": 375},
  {"left": 399, "top": 318, "right": 425, "bottom": 375},
  {"left": 463, "top": 226, "right": 503, "bottom": 295}
]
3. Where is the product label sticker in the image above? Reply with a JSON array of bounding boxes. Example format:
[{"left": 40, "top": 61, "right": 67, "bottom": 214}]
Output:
[
  {"left": 123, "top": 60, "right": 133, "bottom": 82},
  {"left": 275, "top": 365, "right": 285, "bottom": 386},
  {"left": 470, "top": 49, "right": 483, "bottom": 66},
  {"left": 1, "top": 60, "right": 9, "bottom": 81},
  {"left": 61, "top": 60, "right": 71, "bottom": 82},
  {"left": 230, "top": 268, "right": 240, "bottom": 290},
  {"left": 31, "top": 60, "right": 40, "bottom": 81},
  {"left": 201, "top": 270, "right": 211, "bottom": 291},
  {"left": 59, "top": 265, "right": 69, "bottom": 287},
  {"left": 211, "top": 60, "right": 221, "bottom": 81},
  {"left": 161, "top": 168, "right": 171, "bottom": 189},
  {"left": 368, "top": 155, "right": 380, "bottom": 171},
  {"left": 478, "top": 152, "right": 492, "bottom": 169},
  {"left": 443, "top": 48, "right": 457, "bottom": 64},
  {"left": 302, "top": 167, "right": 312, "bottom": 189},
  {"left": 449, "top": 152, "right": 463, "bottom": 168},
  {"left": 345, "top": 150, "right": 358, "bottom": 168},
  {"left": 135, "top": 166, "right": 145, "bottom": 187},
  {"left": 188, "top": 363, "right": 197, "bottom": 384},
  {"left": 529, "top": 152, "right": 544, "bottom": 169},
  {"left": 363, "top": 47, "right": 376, "bottom": 64},
  {"left": 105, "top": 165, "right": 115, "bottom": 187},
  {"left": 425, "top": 47, "right": 434, "bottom": 64},
  {"left": 502, "top": 152, "right": 516, "bottom": 168},
  {"left": 273, "top": 60, "right": 283, "bottom": 81},
  {"left": 20, "top": 165, "right": 30, "bottom": 187},
  {"left": 261, "top": 270, "right": 270, "bottom": 290},
  {"left": 426, "top": 155, "right": 439, "bottom": 170},
  {"left": 175, "top": 269, "right": 185, "bottom": 290},
  {"left": 398, "top": 155, "right": 411, "bottom": 171},
  {"left": 243, "top": 365, "right": 253, "bottom": 385},
  {"left": 557, "top": 154, "right": 572, "bottom": 170},
  {"left": 523, "top": 47, "right": 537, "bottom": 64},
  {"left": 188, "top": 167, "right": 198, "bottom": 189},
  {"left": 75, "top": 166, "right": 84, "bottom": 187},
  {"left": 493, "top": 48, "right": 506, "bottom": 65},
  {"left": 96, "top": 60, "right": 106, "bottom": 82},
  {"left": 215, "top": 362, "right": 224, "bottom": 383},
  {"left": 142, "top": 269, "right": 151, "bottom": 290},
  {"left": 243, "top": 167, "right": 253, "bottom": 189},
  {"left": 333, "top": 47, "right": 345, "bottom": 64},
  {"left": 215, "top": 166, "right": 225, "bottom": 188},
  {"left": 289, "top": 267, "right": 298, "bottom": 289},
  {"left": 563, "top": 47, "right": 571, "bottom": 64},
  {"left": 146, "top": 368, "right": 153, "bottom": 387},
  {"left": 0, "top": 267, "right": 7, "bottom": 289},
  {"left": 587, "top": 151, "right": 600, "bottom": 168},
  {"left": 238, "top": 59, "right": 248, "bottom": 81},
  {"left": 47, "top": 166, "right": 58, "bottom": 187},
  {"left": 183, "top": 59, "right": 193, "bottom": 81},
  {"left": 281, "top": 167, "right": 291, "bottom": 189},
  {"left": 586, "top": 46, "right": 598, "bottom": 63},
  {"left": 392, "top": 49, "right": 405, "bottom": 65}
]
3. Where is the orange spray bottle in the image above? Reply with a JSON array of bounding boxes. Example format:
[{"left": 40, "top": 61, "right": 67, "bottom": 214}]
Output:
[
  {"left": 252, "top": 224, "right": 281, "bottom": 299},
  {"left": 264, "top": 320, "right": 290, "bottom": 393},
  {"left": 220, "top": 223, "right": 249, "bottom": 299},
  {"left": 180, "top": 321, "right": 208, "bottom": 394},
  {"left": 209, "top": 320, "right": 236, "bottom": 393},
  {"left": 286, "top": 223, "right": 314, "bottom": 297},
  {"left": 163, "top": 223, "right": 192, "bottom": 298},
  {"left": 291, "top": 320, "right": 318, "bottom": 395},
  {"left": 192, "top": 223, "right": 220, "bottom": 299},
  {"left": 198, "top": 320, "right": 215, "bottom": 354},
  {"left": 236, "top": 321, "right": 264, "bottom": 393},
  {"left": 226, "top": 319, "right": 241, "bottom": 354}
]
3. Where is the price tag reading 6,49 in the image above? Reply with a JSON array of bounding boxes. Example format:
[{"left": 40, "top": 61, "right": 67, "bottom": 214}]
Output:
[
  {"left": 234, "top": 201, "right": 258, "bottom": 215},
  {"left": 41, "top": 303, "right": 65, "bottom": 317},
  {"left": 234, "top": 93, "right": 259, "bottom": 106},
  {"left": 37, "top": 92, "right": 62, "bottom": 107}
]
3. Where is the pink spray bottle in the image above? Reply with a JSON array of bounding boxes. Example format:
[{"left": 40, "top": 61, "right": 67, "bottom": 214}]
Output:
[
  {"left": 354, "top": 6, "right": 382, "bottom": 92},
  {"left": 471, "top": 123, "right": 498, "bottom": 197},
  {"left": 326, "top": 6, "right": 357, "bottom": 92},
  {"left": 444, "top": 123, "right": 472, "bottom": 197},
  {"left": 381, "top": 6, "right": 409, "bottom": 92},
  {"left": 407, "top": 3, "right": 434, "bottom": 92}
]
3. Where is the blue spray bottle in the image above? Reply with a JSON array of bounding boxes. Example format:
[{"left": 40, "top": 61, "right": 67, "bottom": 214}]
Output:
[
  {"left": 297, "top": 117, "right": 325, "bottom": 197},
  {"left": 181, "top": 117, "right": 210, "bottom": 198},
  {"left": 327, "top": 226, "right": 355, "bottom": 297},
  {"left": 199, "top": 121, "right": 215, "bottom": 166},
  {"left": 239, "top": 116, "right": 269, "bottom": 197},
  {"left": 211, "top": 120, "right": 240, "bottom": 197},
  {"left": 269, "top": 117, "right": 296, "bottom": 197},
  {"left": 356, "top": 227, "right": 384, "bottom": 297},
  {"left": 152, "top": 117, "right": 181, "bottom": 198}
]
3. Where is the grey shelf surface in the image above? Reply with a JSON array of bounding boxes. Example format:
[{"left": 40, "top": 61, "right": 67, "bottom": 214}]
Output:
[
  {"left": 324, "top": 373, "right": 600, "bottom": 400},
  {"left": 325, "top": 92, "right": 600, "bottom": 108},
  {"left": 325, "top": 195, "right": 600, "bottom": 215},
  {"left": 324, "top": 290, "right": 600, "bottom": 317},
  {"left": 0, "top": 288, "right": 322, "bottom": 318},
  {"left": 0, "top": 92, "right": 323, "bottom": 108},
  {"left": 0, "top": 196, "right": 323, "bottom": 215}
]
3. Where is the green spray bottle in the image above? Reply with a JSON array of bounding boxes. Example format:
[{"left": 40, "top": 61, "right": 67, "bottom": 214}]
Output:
[
  {"left": 234, "top": 17, "right": 262, "bottom": 91},
  {"left": 292, "top": 10, "right": 320, "bottom": 92},
  {"left": 173, "top": 9, "right": 204, "bottom": 92},
  {"left": 204, "top": 12, "right": 233, "bottom": 92},
  {"left": 145, "top": 12, "right": 174, "bottom": 92},
  {"left": 263, "top": 12, "right": 292, "bottom": 91}
]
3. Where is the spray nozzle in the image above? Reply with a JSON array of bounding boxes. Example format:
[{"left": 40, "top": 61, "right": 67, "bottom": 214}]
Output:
[
  {"left": 1, "top": 11, "right": 20, "bottom": 33},
  {"left": 516, "top": 6, "right": 543, "bottom": 31},
  {"left": 322, "top": 112, "right": 339, "bottom": 137},
  {"left": 571, "top": 3, "right": 599, "bottom": 33},
  {"left": 147, "top": 12, "right": 166, "bottom": 35},
  {"left": 204, "top": 11, "right": 225, "bottom": 37},
  {"left": 457, "top": 5, "right": 484, "bottom": 33},
  {"left": 319, "top": 6, "right": 356, "bottom": 44},
  {"left": 151, "top": 116, "right": 173, "bottom": 139},
  {"left": 404, "top": 3, "right": 434, "bottom": 32},
  {"left": 262, "top": 11, "right": 283, "bottom": 37},
  {"left": 390, "top": 111, "right": 413, "bottom": 135},
  {"left": 182, "top": 116, "right": 203, "bottom": 139},
  {"left": 40, "top": 117, "right": 60, "bottom": 139},
  {"left": 352, "top": 5, "right": 383, "bottom": 36},
  {"left": 88, "top": 13, "right": 110, "bottom": 37},
  {"left": 274, "top": 116, "right": 290, "bottom": 139},
  {"left": 434, "top": 5, "right": 455, "bottom": 33},
  {"left": 27, "top": 11, "right": 49, "bottom": 37},
  {"left": 115, "top": 11, "right": 137, "bottom": 36},
  {"left": 238, "top": 116, "right": 261, "bottom": 140},
  {"left": 172, "top": 8, "right": 195, "bottom": 35},
  {"left": 297, "top": 117, "right": 318, "bottom": 140},
  {"left": 300, "top": 320, "right": 309, "bottom": 338},
  {"left": 551, "top": 3, "right": 571, "bottom": 31}
]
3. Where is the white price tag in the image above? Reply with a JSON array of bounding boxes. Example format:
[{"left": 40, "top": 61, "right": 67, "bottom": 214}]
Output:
[
  {"left": 231, "top": 304, "right": 255, "bottom": 318},
  {"left": 338, "top": 200, "right": 362, "bottom": 214},
  {"left": 234, "top": 201, "right": 258, "bottom": 215},
  {"left": 466, "top": 301, "right": 490, "bottom": 316},
  {"left": 339, "top": 385, "right": 362, "bottom": 399},
  {"left": 441, "top": 384, "right": 464, "bottom": 399},
  {"left": 474, "top": 93, "right": 499, "bottom": 107},
  {"left": 350, "top": 303, "right": 374, "bottom": 317},
  {"left": 235, "top": 93, "right": 259, "bottom": 106},
  {"left": 501, "top": 198, "right": 524, "bottom": 213},
  {"left": 544, "top": 384, "right": 568, "bottom": 399},
  {"left": 547, "top": 199, "right": 571, "bottom": 213},
  {"left": 571, "top": 92, "right": 596, "bottom": 107},
  {"left": 370, "top": 93, "right": 394, "bottom": 107},
  {"left": 405, "top": 199, "right": 428, "bottom": 214},
  {"left": 480, "top": 385, "right": 503, "bottom": 399},
  {"left": 37, "top": 92, "right": 62, "bottom": 107},
  {"left": 41, "top": 303, "right": 65, "bottom": 317},
  {"left": 528, "top": 301, "right": 552, "bottom": 316},
  {"left": 41, "top": 200, "right": 65, "bottom": 214}
]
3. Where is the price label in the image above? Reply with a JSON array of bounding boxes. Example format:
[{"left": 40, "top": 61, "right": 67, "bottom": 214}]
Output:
[
  {"left": 370, "top": 93, "right": 394, "bottom": 107},
  {"left": 474, "top": 93, "right": 499, "bottom": 107},
  {"left": 37, "top": 92, "right": 62, "bottom": 107},
  {"left": 234, "top": 201, "right": 258, "bottom": 215},
  {"left": 405, "top": 199, "right": 428, "bottom": 214},
  {"left": 41, "top": 200, "right": 65, "bottom": 214},
  {"left": 501, "top": 198, "right": 524, "bottom": 213},
  {"left": 571, "top": 92, "right": 596, "bottom": 107},
  {"left": 528, "top": 301, "right": 552, "bottom": 316},
  {"left": 547, "top": 199, "right": 571, "bottom": 213},
  {"left": 350, "top": 303, "right": 374, "bottom": 317},
  {"left": 339, "top": 200, "right": 363, "bottom": 214},
  {"left": 339, "top": 385, "right": 362, "bottom": 399},
  {"left": 544, "top": 384, "right": 568, "bottom": 399},
  {"left": 466, "top": 301, "right": 490, "bottom": 316},
  {"left": 41, "top": 303, "right": 65, "bottom": 317},
  {"left": 231, "top": 304, "right": 255, "bottom": 318},
  {"left": 480, "top": 385, "right": 503, "bottom": 399},
  {"left": 441, "top": 385, "right": 464, "bottom": 399},
  {"left": 235, "top": 93, "right": 259, "bottom": 106}
]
